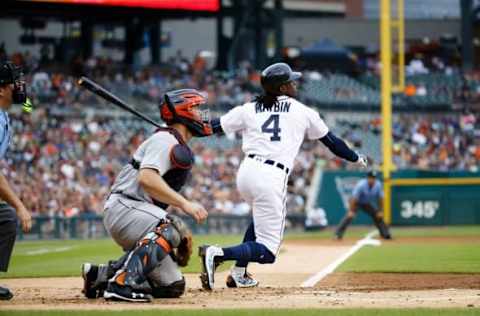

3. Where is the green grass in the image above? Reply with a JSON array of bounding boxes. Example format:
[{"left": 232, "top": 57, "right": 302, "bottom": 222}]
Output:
[
  {"left": 390, "top": 226, "right": 480, "bottom": 238},
  {"left": 285, "top": 225, "right": 480, "bottom": 240},
  {"left": 337, "top": 244, "right": 480, "bottom": 273},
  {"left": 1, "top": 309, "right": 479, "bottom": 316},
  {"left": 2, "top": 226, "right": 479, "bottom": 278},
  {"left": 1, "top": 234, "right": 242, "bottom": 278}
]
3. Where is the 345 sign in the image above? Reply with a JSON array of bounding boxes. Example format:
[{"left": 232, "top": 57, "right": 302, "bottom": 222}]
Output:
[{"left": 400, "top": 200, "right": 440, "bottom": 219}]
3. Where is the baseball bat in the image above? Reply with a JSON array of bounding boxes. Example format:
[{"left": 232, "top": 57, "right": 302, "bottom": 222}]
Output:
[{"left": 77, "top": 76, "right": 162, "bottom": 128}]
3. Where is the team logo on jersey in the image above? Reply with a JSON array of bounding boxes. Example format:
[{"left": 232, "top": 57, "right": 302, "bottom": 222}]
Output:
[{"left": 334, "top": 176, "right": 362, "bottom": 210}]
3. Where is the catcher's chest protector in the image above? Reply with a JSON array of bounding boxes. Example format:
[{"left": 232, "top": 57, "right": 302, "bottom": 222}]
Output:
[{"left": 153, "top": 128, "right": 194, "bottom": 209}]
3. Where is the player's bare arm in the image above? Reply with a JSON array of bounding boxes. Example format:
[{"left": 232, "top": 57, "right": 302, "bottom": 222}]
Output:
[{"left": 138, "top": 168, "right": 207, "bottom": 223}]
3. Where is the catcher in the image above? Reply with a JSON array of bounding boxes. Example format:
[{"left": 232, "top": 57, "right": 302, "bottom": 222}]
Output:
[{"left": 81, "top": 89, "right": 211, "bottom": 302}]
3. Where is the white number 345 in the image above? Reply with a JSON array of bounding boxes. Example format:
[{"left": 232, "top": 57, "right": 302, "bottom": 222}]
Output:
[{"left": 400, "top": 200, "right": 440, "bottom": 219}]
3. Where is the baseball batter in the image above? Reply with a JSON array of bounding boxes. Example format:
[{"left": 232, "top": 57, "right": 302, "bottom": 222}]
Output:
[
  {"left": 81, "top": 89, "right": 211, "bottom": 302},
  {"left": 199, "top": 63, "right": 367, "bottom": 290}
]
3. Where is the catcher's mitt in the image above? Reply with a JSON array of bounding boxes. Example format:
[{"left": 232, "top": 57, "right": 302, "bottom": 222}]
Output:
[{"left": 167, "top": 214, "right": 193, "bottom": 267}]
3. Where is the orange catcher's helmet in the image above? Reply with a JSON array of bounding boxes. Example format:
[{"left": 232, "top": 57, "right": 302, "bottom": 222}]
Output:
[{"left": 160, "top": 89, "right": 213, "bottom": 137}]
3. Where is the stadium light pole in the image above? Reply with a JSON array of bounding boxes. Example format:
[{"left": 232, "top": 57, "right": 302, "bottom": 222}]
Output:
[{"left": 380, "top": 0, "right": 393, "bottom": 224}]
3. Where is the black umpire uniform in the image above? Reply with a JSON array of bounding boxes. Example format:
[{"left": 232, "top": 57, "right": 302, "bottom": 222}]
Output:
[{"left": 0, "top": 61, "right": 32, "bottom": 300}]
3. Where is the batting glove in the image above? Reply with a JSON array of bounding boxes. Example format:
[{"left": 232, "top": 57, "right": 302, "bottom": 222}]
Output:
[{"left": 356, "top": 153, "right": 368, "bottom": 168}]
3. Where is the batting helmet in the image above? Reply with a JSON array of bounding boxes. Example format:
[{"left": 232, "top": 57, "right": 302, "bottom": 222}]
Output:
[
  {"left": 160, "top": 89, "right": 213, "bottom": 137},
  {"left": 260, "top": 63, "right": 302, "bottom": 95}
]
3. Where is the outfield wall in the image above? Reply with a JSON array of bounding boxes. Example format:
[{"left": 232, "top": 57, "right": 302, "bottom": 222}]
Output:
[{"left": 316, "top": 170, "right": 480, "bottom": 226}]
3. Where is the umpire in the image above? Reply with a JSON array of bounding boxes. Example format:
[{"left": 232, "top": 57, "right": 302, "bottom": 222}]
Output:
[
  {"left": 335, "top": 171, "right": 392, "bottom": 240},
  {"left": 0, "top": 61, "right": 32, "bottom": 300}
]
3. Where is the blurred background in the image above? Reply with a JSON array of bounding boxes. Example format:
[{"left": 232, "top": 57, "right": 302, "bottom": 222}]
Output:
[{"left": 0, "top": 0, "right": 479, "bottom": 239}]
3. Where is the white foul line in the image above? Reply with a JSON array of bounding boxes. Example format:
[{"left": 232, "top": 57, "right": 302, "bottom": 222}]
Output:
[
  {"left": 301, "top": 230, "right": 380, "bottom": 288},
  {"left": 25, "top": 246, "right": 73, "bottom": 256}
]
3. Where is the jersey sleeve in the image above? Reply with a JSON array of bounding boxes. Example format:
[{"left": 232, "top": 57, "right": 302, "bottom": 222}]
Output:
[
  {"left": 0, "top": 114, "right": 8, "bottom": 160},
  {"left": 305, "top": 108, "right": 329, "bottom": 140},
  {"left": 220, "top": 105, "right": 246, "bottom": 134},
  {"left": 139, "top": 134, "right": 174, "bottom": 175}
]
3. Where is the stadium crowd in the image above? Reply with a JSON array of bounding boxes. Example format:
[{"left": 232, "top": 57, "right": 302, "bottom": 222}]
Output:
[
  {"left": 0, "top": 49, "right": 479, "bottom": 219},
  {"left": 2, "top": 110, "right": 479, "bottom": 219}
]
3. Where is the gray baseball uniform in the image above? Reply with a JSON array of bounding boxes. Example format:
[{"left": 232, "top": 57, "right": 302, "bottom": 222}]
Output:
[
  {"left": 101, "top": 130, "right": 188, "bottom": 289},
  {"left": 103, "top": 131, "right": 177, "bottom": 251}
]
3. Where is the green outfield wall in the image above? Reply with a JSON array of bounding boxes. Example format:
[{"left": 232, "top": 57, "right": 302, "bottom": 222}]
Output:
[{"left": 316, "top": 170, "right": 480, "bottom": 226}]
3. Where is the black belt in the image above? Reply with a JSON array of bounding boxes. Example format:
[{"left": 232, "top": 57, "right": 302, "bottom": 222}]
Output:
[{"left": 247, "top": 154, "right": 290, "bottom": 174}]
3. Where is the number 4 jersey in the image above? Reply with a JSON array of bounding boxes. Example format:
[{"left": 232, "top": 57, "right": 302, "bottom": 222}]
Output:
[{"left": 220, "top": 96, "right": 329, "bottom": 169}]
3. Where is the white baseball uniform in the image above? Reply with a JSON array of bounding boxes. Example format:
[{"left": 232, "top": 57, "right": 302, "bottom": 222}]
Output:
[{"left": 220, "top": 96, "right": 329, "bottom": 255}]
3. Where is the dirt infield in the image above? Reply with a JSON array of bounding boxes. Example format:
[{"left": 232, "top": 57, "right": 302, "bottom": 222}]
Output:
[
  {"left": 1, "top": 238, "right": 479, "bottom": 310},
  {"left": 318, "top": 272, "right": 480, "bottom": 291}
]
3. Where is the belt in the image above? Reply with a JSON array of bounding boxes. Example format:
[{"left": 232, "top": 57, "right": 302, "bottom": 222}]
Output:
[{"left": 247, "top": 154, "right": 290, "bottom": 174}]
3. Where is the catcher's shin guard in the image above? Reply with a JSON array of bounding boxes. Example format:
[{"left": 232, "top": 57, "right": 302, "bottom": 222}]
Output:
[{"left": 110, "top": 231, "right": 172, "bottom": 289}]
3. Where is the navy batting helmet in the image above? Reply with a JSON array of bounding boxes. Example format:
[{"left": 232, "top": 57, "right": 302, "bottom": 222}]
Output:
[{"left": 260, "top": 63, "right": 302, "bottom": 95}]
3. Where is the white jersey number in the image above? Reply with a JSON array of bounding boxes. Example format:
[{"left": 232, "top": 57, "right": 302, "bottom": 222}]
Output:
[{"left": 261, "top": 114, "right": 282, "bottom": 141}]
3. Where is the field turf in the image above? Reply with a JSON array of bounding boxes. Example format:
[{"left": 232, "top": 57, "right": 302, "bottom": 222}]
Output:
[
  {"left": 337, "top": 225, "right": 480, "bottom": 273},
  {"left": 1, "top": 226, "right": 479, "bottom": 278},
  {"left": 1, "top": 309, "right": 479, "bottom": 316},
  {"left": 337, "top": 244, "right": 480, "bottom": 273},
  {"left": 1, "top": 234, "right": 242, "bottom": 278}
]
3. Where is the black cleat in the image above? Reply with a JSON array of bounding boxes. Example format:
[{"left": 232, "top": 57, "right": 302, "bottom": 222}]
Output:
[
  {"left": 81, "top": 263, "right": 99, "bottom": 299},
  {"left": 0, "top": 286, "right": 13, "bottom": 300},
  {"left": 103, "top": 282, "right": 152, "bottom": 303},
  {"left": 333, "top": 233, "right": 343, "bottom": 241}
]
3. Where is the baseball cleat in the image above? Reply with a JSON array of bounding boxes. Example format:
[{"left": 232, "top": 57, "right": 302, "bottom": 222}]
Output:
[
  {"left": 382, "top": 234, "right": 393, "bottom": 240},
  {"left": 226, "top": 272, "right": 259, "bottom": 288},
  {"left": 103, "top": 282, "right": 152, "bottom": 303},
  {"left": 0, "top": 286, "right": 13, "bottom": 300},
  {"left": 199, "top": 245, "right": 224, "bottom": 291},
  {"left": 81, "top": 263, "right": 99, "bottom": 299},
  {"left": 333, "top": 233, "right": 343, "bottom": 241}
]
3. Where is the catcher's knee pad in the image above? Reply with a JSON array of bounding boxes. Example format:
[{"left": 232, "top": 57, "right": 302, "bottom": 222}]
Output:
[
  {"left": 150, "top": 277, "right": 186, "bottom": 298},
  {"left": 156, "top": 221, "right": 182, "bottom": 249}
]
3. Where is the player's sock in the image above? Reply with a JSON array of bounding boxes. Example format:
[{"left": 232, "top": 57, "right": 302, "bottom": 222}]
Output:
[
  {"left": 235, "top": 223, "right": 256, "bottom": 268},
  {"left": 231, "top": 266, "right": 246, "bottom": 277},
  {"left": 222, "top": 241, "right": 275, "bottom": 264}
]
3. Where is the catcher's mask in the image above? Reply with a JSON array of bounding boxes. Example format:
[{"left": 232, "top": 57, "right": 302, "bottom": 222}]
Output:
[
  {"left": 160, "top": 89, "right": 213, "bottom": 137},
  {"left": 0, "top": 61, "right": 27, "bottom": 104}
]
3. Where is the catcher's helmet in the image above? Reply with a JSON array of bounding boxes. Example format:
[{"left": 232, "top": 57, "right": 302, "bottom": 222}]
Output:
[
  {"left": 260, "top": 63, "right": 302, "bottom": 95},
  {"left": 160, "top": 89, "right": 213, "bottom": 137}
]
